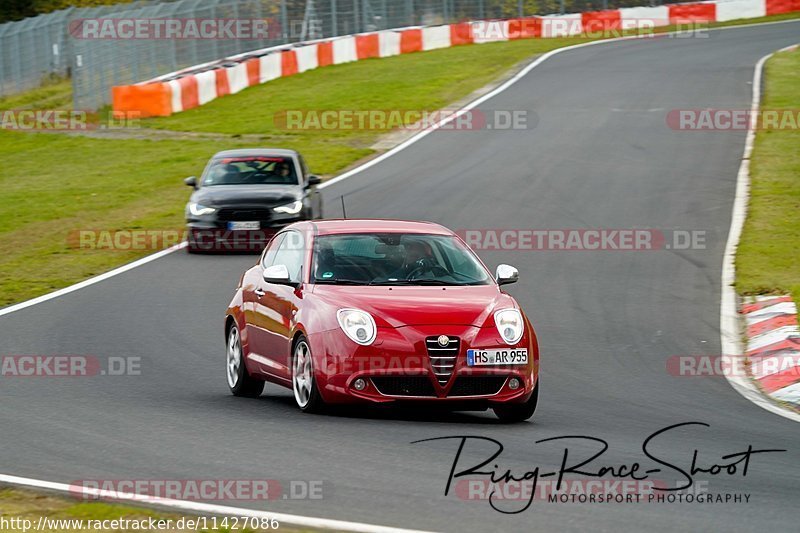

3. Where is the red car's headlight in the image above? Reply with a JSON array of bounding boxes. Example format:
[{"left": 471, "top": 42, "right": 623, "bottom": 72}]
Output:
[
  {"left": 494, "top": 308, "right": 524, "bottom": 345},
  {"left": 337, "top": 308, "right": 377, "bottom": 346}
]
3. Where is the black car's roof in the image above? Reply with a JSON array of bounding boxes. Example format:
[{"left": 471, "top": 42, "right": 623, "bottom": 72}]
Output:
[{"left": 211, "top": 148, "right": 298, "bottom": 159}]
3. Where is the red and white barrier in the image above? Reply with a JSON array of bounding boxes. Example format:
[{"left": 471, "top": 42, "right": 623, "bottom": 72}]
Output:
[
  {"left": 259, "top": 53, "right": 282, "bottom": 83},
  {"left": 717, "top": 0, "right": 766, "bottom": 20},
  {"left": 295, "top": 44, "right": 319, "bottom": 73},
  {"left": 379, "top": 30, "right": 402, "bottom": 57},
  {"left": 541, "top": 14, "right": 583, "bottom": 37},
  {"left": 422, "top": 25, "right": 453, "bottom": 50},
  {"left": 471, "top": 20, "right": 510, "bottom": 43},
  {"left": 742, "top": 296, "right": 800, "bottom": 405},
  {"left": 333, "top": 36, "right": 358, "bottom": 64},
  {"left": 619, "top": 6, "right": 670, "bottom": 29},
  {"left": 112, "top": 0, "right": 800, "bottom": 117}
]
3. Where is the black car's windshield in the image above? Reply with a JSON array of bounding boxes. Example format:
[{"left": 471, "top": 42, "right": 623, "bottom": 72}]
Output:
[
  {"left": 312, "top": 233, "right": 492, "bottom": 286},
  {"left": 202, "top": 156, "right": 298, "bottom": 186}
]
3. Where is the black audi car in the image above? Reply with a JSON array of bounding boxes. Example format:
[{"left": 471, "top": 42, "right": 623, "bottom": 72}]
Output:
[{"left": 184, "top": 149, "right": 322, "bottom": 252}]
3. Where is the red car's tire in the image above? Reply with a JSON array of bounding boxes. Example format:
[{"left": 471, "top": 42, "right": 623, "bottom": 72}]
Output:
[
  {"left": 493, "top": 381, "right": 538, "bottom": 423},
  {"left": 292, "top": 335, "right": 325, "bottom": 413},
  {"left": 226, "top": 324, "right": 264, "bottom": 398}
]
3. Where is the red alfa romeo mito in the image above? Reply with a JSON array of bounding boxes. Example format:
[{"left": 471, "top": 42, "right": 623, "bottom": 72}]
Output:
[{"left": 224, "top": 219, "right": 539, "bottom": 422}]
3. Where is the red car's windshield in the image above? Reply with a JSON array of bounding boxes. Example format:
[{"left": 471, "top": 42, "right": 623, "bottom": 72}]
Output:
[{"left": 312, "top": 233, "right": 492, "bottom": 286}]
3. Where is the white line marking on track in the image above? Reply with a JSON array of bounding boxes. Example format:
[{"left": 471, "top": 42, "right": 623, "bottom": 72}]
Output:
[
  {"left": 719, "top": 42, "right": 800, "bottom": 424},
  {"left": 0, "top": 243, "right": 186, "bottom": 319},
  {"left": 0, "top": 474, "right": 435, "bottom": 533}
]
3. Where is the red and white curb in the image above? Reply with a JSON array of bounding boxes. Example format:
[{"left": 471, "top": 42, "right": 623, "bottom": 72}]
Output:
[{"left": 742, "top": 296, "right": 800, "bottom": 405}]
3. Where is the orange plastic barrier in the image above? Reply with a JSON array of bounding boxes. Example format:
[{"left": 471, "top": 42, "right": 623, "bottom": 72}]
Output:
[
  {"left": 508, "top": 17, "right": 542, "bottom": 39},
  {"left": 765, "top": 0, "right": 800, "bottom": 14},
  {"left": 111, "top": 82, "right": 172, "bottom": 117},
  {"left": 669, "top": 3, "right": 717, "bottom": 23},
  {"left": 245, "top": 58, "right": 260, "bottom": 85},
  {"left": 178, "top": 76, "right": 199, "bottom": 111},
  {"left": 400, "top": 29, "right": 423, "bottom": 53},
  {"left": 356, "top": 33, "right": 380, "bottom": 59},
  {"left": 215, "top": 69, "right": 230, "bottom": 97},
  {"left": 582, "top": 10, "right": 622, "bottom": 33},
  {"left": 449, "top": 22, "right": 473, "bottom": 45},
  {"left": 281, "top": 50, "right": 298, "bottom": 76},
  {"left": 317, "top": 42, "right": 334, "bottom": 67}
]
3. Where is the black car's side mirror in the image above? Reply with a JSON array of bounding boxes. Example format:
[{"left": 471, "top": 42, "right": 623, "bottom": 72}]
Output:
[
  {"left": 306, "top": 175, "right": 322, "bottom": 188},
  {"left": 184, "top": 176, "right": 197, "bottom": 188}
]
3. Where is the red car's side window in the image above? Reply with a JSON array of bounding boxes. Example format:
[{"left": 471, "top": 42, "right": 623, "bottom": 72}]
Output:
[
  {"left": 271, "top": 230, "right": 305, "bottom": 284},
  {"left": 261, "top": 233, "right": 285, "bottom": 268}
]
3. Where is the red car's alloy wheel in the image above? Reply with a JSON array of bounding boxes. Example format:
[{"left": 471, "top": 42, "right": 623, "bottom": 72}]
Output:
[
  {"left": 226, "top": 324, "right": 264, "bottom": 398},
  {"left": 226, "top": 327, "right": 241, "bottom": 389},
  {"left": 292, "top": 336, "right": 324, "bottom": 412}
]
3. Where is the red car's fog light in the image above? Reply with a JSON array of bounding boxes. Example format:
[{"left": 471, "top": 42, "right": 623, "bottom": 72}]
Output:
[
  {"left": 508, "top": 377, "right": 521, "bottom": 390},
  {"left": 352, "top": 378, "right": 367, "bottom": 391}
]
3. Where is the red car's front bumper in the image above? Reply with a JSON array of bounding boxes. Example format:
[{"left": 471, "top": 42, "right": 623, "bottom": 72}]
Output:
[{"left": 307, "top": 324, "right": 538, "bottom": 405}]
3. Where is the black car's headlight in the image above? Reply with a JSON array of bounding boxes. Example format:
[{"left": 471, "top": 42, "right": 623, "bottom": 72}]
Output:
[
  {"left": 188, "top": 203, "right": 216, "bottom": 216},
  {"left": 494, "top": 309, "right": 524, "bottom": 345},
  {"left": 272, "top": 200, "right": 303, "bottom": 215}
]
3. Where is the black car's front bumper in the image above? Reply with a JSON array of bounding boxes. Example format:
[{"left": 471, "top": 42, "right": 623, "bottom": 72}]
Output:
[{"left": 186, "top": 212, "right": 304, "bottom": 252}]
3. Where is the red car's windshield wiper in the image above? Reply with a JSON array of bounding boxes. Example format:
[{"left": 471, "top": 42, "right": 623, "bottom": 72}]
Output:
[
  {"left": 314, "top": 278, "right": 367, "bottom": 285},
  {"left": 368, "top": 279, "right": 464, "bottom": 286}
]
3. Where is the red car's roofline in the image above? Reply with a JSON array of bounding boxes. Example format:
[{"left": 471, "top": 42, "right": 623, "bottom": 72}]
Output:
[{"left": 307, "top": 219, "right": 454, "bottom": 236}]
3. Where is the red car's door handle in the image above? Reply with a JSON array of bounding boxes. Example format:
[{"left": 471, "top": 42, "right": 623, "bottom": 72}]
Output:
[{"left": 254, "top": 288, "right": 266, "bottom": 298}]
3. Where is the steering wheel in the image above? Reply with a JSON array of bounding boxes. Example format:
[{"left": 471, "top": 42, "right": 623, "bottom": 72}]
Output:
[{"left": 406, "top": 258, "right": 450, "bottom": 280}]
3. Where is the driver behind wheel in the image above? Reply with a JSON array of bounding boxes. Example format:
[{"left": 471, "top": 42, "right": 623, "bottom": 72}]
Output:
[
  {"left": 273, "top": 161, "right": 294, "bottom": 184},
  {"left": 388, "top": 238, "right": 438, "bottom": 279}
]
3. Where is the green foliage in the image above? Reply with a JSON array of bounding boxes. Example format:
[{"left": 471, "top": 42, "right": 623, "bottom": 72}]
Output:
[
  {"left": 736, "top": 49, "right": 800, "bottom": 302},
  {"left": 0, "top": 0, "right": 134, "bottom": 23}
]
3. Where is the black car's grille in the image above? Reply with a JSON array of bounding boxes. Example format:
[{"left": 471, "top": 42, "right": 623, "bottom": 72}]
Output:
[
  {"left": 425, "top": 336, "right": 460, "bottom": 385},
  {"left": 449, "top": 376, "right": 507, "bottom": 397},
  {"left": 216, "top": 208, "right": 272, "bottom": 222},
  {"left": 371, "top": 377, "right": 436, "bottom": 397}
]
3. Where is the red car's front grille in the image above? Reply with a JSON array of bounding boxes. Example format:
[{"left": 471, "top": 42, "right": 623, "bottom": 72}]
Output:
[
  {"left": 371, "top": 376, "right": 436, "bottom": 397},
  {"left": 448, "top": 376, "right": 507, "bottom": 397},
  {"left": 425, "top": 336, "right": 460, "bottom": 385}
]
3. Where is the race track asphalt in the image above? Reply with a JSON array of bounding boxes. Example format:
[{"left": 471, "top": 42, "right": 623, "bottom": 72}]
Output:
[{"left": 1, "top": 21, "right": 799, "bottom": 532}]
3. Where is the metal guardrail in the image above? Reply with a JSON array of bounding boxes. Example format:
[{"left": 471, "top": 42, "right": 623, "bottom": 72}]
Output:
[{"left": 0, "top": 0, "right": 675, "bottom": 109}]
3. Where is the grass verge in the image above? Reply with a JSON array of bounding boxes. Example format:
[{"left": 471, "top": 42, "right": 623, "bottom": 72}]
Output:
[
  {"left": 0, "top": 35, "right": 594, "bottom": 307},
  {"left": 736, "top": 47, "right": 800, "bottom": 302},
  {"left": 0, "top": 13, "right": 798, "bottom": 307},
  {"left": 0, "top": 487, "right": 311, "bottom": 532}
]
